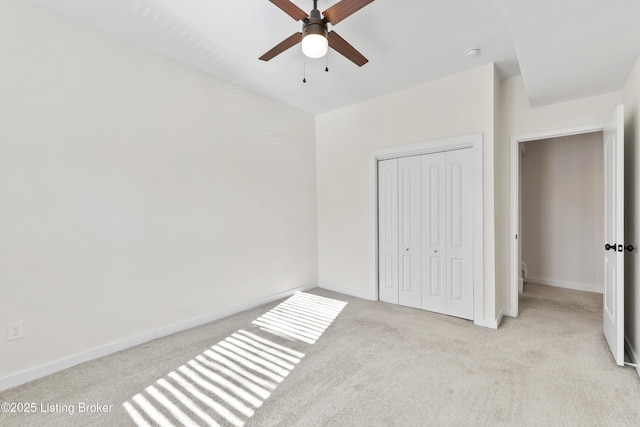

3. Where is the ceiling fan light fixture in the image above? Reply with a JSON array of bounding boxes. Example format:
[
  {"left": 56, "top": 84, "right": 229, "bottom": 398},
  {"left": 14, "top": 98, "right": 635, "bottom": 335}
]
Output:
[
  {"left": 301, "top": 11, "right": 328, "bottom": 59},
  {"left": 302, "top": 33, "right": 328, "bottom": 58}
]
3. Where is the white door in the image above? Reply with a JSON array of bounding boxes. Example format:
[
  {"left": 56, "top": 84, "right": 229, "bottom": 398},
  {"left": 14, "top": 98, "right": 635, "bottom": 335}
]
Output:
[
  {"left": 445, "top": 149, "right": 474, "bottom": 320},
  {"left": 421, "top": 153, "right": 447, "bottom": 313},
  {"left": 378, "top": 159, "right": 398, "bottom": 304},
  {"left": 421, "top": 149, "right": 473, "bottom": 319},
  {"left": 603, "top": 104, "right": 625, "bottom": 366},
  {"left": 398, "top": 156, "right": 422, "bottom": 308}
]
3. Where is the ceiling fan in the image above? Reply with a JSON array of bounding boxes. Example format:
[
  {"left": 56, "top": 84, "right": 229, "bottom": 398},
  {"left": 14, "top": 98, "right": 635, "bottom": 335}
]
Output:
[{"left": 259, "top": 0, "right": 374, "bottom": 67}]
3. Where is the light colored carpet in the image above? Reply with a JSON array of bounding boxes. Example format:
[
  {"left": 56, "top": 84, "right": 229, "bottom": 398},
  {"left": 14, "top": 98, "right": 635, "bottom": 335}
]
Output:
[{"left": 1, "top": 283, "right": 639, "bottom": 426}]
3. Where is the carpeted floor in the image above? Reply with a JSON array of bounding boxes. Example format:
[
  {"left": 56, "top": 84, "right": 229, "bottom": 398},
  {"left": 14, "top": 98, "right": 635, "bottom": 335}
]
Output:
[{"left": 1, "top": 283, "right": 639, "bottom": 426}]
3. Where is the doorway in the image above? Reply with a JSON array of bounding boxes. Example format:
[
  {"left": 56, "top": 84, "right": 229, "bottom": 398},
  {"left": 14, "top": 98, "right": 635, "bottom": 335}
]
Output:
[
  {"left": 509, "top": 123, "right": 606, "bottom": 317},
  {"left": 520, "top": 132, "right": 604, "bottom": 295},
  {"left": 509, "top": 104, "right": 626, "bottom": 366}
]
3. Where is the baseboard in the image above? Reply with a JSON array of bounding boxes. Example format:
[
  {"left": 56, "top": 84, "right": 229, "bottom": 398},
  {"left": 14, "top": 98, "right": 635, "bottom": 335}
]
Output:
[
  {"left": 526, "top": 276, "right": 603, "bottom": 294},
  {"left": 318, "top": 281, "right": 506, "bottom": 329},
  {"left": 320, "top": 282, "right": 506, "bottom": 329},
  {"left": 317, "top": 282, "right": 375, "bottom": 301},
  {"left": 474, "top": 309, "right": 504, "bottom": 330},
  {"left": 624, "top": 337, "right": 640, "bottom": 378},
  {"left": 0, "top": 283, "right": 317, "bottom": 392}
]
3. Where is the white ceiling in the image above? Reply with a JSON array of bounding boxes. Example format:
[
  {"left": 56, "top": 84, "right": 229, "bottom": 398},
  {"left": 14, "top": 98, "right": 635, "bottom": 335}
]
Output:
[{"left": 27, "top": 0, "right": 640, "bottom": 114}]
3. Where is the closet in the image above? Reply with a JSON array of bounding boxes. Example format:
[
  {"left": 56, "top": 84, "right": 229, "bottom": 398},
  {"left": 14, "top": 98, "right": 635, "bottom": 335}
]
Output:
[{"left": 378, "top": 148, "right": 474, "bottom": 320}]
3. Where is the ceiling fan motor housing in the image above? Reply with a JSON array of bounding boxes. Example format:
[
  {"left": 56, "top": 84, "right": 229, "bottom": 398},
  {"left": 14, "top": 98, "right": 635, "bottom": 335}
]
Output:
[{"left": 303, "top": 9, "right": 327, "bottom": 39}]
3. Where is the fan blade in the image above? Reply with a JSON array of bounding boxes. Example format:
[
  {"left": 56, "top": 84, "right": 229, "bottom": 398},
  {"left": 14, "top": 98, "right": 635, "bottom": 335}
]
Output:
[
  {"left": 269, "top": 0, "right": 309, "bottom": 21},
  {"left": 259, "top": 32, "right": 303, "bottom": 61},
  {"left": 327, "top": 31, "right": 368, "bottom": 66},
  {"left": 323, "top": 0, "right": 374, "bottom": 25}
]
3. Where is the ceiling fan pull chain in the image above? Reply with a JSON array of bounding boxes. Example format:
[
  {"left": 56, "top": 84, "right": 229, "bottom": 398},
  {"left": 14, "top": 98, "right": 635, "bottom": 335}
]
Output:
[
  {"left": 325, "top": 50, "right": 329, "bottom": 72},
  {"left": 303, "top": 55, "right": 307, "bottom": 83}
]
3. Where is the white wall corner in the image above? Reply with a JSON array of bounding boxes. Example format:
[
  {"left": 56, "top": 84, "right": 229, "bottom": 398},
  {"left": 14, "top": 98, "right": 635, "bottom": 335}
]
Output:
[
  {"left": 503, "top": 305, "right": 517, "bottom": 318},
  {"left": 318, "top": 282, "right": 376, "bottom": 301},
  {"left": 0, "top": 284, "right": 318, "bottom": 392}
]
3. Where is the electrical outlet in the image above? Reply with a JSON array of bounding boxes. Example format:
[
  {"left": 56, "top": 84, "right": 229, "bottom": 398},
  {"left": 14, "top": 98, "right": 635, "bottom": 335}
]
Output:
[{"left": 8, "top": 321, "right": 24, "bottom": 341}]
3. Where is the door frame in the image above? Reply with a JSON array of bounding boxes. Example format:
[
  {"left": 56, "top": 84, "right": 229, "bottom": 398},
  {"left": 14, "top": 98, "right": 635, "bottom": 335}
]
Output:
[
  {"left": 508, "top": 123, "right": 605, "bottom": 317},
  {"left": 370, "top": 133, "right": 485, "bottom": 326}
]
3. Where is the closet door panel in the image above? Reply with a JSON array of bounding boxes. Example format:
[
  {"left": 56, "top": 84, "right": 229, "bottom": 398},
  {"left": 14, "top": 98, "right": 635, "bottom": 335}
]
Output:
[
  {"left": 398, "top": 156, "right": 421, "bottom": 308},
  {"left": 378, "top": 148, "right": 474, "bottom": 321},
  {"left": 445, "top": 149, "right": 474, "bottom": 320},
  {"left": 421, "top": 153, "right": 447, "bottom": 314},
  {"left": 378, "top": 159, "right": 399, "bottom": 304}
]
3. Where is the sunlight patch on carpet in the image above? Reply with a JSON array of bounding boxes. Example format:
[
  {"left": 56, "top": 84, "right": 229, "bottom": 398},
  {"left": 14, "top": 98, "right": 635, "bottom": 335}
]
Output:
[
  {"left": 123, "top": 292, "right": 346, "bottom": 426},
  {"left": 252, "top": 292, "right": 348, "bottom": 343}
]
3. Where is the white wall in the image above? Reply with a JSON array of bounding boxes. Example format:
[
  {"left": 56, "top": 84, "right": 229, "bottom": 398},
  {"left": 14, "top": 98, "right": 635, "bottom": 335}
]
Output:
[
  {"left": 622, "top": 56, "right": 640, "bottom": 372},
  {"left": 521, "top": 133, "right": 604, "bottom": 293},
  {"left": 0, "top": 0, "right": 317, "bottom": 384},
  {"left": 496, "top": 76, "right": 621, "bottom": 313},
  {"left": 316, "top": 64, "right": 498, "bottom": 322}
]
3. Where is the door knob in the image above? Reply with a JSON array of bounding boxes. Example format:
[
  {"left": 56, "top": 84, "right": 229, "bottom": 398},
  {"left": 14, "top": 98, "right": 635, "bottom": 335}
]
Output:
[{"left": 605, "top": 243, "right": 636, "bottom": 252}]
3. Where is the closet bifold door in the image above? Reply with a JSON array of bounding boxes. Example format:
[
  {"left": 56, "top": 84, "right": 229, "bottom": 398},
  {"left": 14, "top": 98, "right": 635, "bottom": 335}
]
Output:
[
  {"left": 444, "top": 149, "right": 473, "bottom": 320},
  {"left": 420, "top": 149, "right": 473, "bottom": 320},
  {"left": 378, "top": 159, "right": 399, "bottom": 304},
  {"left": 398, "top": 156, "right": 422, "bottom": 308},
  {"left": 378, "top": 149, "right": 472, "bottom": 319},
  {"left": 421, "top": 152, "right": 447, "bottom": 314}
]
